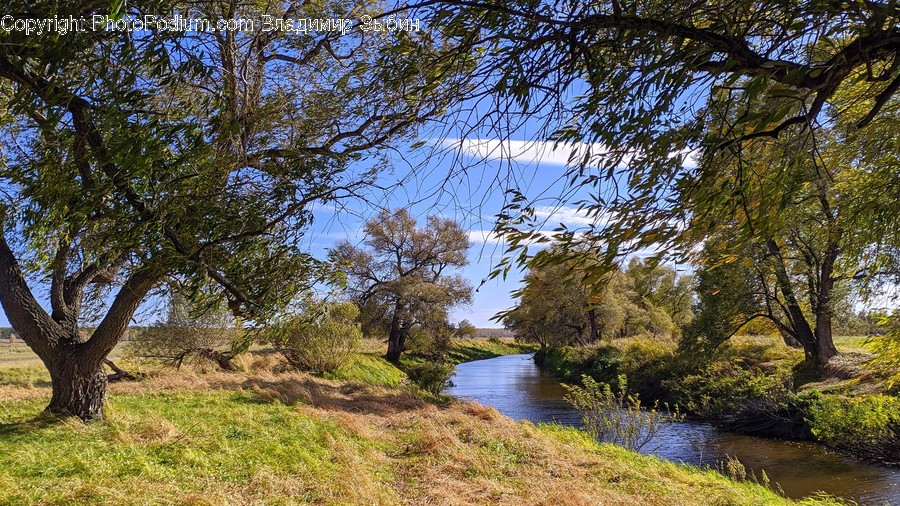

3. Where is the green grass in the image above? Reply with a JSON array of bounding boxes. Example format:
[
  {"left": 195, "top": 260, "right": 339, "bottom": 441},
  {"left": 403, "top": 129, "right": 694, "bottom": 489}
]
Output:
[
  {"left": 324, "top": 354, "right": 404, "bottom": 387},
  {"left": 0, "top": 378, "right": 841, "bottom": 506},
  {"left": 0, "top": 391, "right": 398, "bottom": 505},
  {"left": 0, "top": 365, "right": 50, "bottom": 388},
  {"left": 833, "top": 335, "right": 873, "bottom": 353},
  {"left": 444, "top": 337, "right": 537, "bottom": 365}
]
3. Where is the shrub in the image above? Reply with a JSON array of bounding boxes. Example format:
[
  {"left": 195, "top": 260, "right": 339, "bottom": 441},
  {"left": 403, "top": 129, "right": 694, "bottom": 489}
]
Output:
[
  {"left": 267, "top": 301, "right": 362, "bottom": 374},
  {"left": 805, "top": 392, "right": 900, "bottom": 463},
  {"left": 405, "top": 362, "right": 455, "bottom": 395},
  {"left": 404, "top": 323, "right": 454, "bottom": 360},
  {"left": 564, "top": 375, "right": 679, "bottom": 451},
  {"left": 616, "top": 339, "right": 676, "bottom": 399}
]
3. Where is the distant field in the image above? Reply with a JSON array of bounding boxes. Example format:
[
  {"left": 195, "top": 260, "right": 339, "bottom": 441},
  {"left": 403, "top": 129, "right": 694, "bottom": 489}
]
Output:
[
  {"left": 474, "top": 328, "right": 513, "bottom": 338},
  {"left": 0, "top": 343, "right": 127, "bottom": 369}
]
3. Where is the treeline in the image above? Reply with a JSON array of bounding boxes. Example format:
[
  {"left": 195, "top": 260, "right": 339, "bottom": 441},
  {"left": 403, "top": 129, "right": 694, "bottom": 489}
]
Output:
[
  {"left": 503, "top": 254, "right": 890, "bottom": 352},
  {"left": 500, "top": 256, "right": 693, "bottom": 347}
]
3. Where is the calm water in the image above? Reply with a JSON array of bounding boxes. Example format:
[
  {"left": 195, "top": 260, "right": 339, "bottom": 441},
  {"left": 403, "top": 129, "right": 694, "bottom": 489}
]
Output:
[{"left": 446, "top": 353, "right": 900, "bottom": 505}]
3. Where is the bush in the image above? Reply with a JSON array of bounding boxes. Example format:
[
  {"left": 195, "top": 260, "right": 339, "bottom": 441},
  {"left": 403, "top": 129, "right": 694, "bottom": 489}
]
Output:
[
  {"left": 663, "top": 357, "right": 793, "bottom": 419},
  {"left": 564, "top": 375, "right": 679, "bottom": 451},
  {"left": 805, "top": 392, "right": 900, "bottom": 463},
  {"left": 405, "top": 362, "right": 455, "bottom": 395},
  {"left": 404, "top": 324, "right": 453, "bottom": 360},
  {"left": 267, "top": 301, "right": 362, "bottom": 374}
]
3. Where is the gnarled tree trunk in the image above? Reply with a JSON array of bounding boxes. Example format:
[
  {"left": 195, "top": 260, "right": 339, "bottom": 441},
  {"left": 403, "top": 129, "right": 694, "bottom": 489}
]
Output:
[
  {"left": 0, "top": 233, "right": 161, "bottom": 422},
  {"left": 46, "top": 351, "right": 108, "bottom": 420},
  {"left": 385, "top": 305, "right": 404, "bottom": 364}
]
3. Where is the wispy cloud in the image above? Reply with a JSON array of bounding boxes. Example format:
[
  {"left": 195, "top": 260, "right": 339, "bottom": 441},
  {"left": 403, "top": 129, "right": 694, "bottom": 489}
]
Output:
[
  {"left": 445, "top": 138, "right": 610, "bottom": 167},
  {"left": 468, "top": 229, "right": 505, "bottom": 245},
  {"left": 443, "top": 138, "right": 698, "bottom": 169},
  {"left": 532, "top": 205, "right": 613, "bottom": 227}
]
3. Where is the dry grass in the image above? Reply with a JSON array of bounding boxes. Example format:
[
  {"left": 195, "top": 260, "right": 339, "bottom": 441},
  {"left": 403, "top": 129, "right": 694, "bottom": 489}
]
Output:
[{"left": 0, "top": 347, "right": 841, "bottom": 505}]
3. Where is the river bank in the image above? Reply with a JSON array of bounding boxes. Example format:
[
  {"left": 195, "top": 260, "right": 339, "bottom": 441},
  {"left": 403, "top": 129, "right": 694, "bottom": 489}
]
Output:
[
  {"left": 0, "top": 343, "right": 839, "bottom": 505},
  {"left": 532, "top": 336, "right": 900, "bottom": 467},
  {"left": 448, "top": 353, "right": 900, "bottom": 505}
]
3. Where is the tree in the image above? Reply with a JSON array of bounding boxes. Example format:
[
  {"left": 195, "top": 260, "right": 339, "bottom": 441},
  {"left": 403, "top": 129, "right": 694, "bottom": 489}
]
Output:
[
  {"left": 624, "top": 258, "right": 693, "bottom": 337},
  {"left": 501, "top": 251, "right": 690, "bottom": 346},
  {"left": 0, "top": 1, "right": 474, "bottom": 420},
  {"left": 331, "top": 208, "right": 472, "bottom": 363},
  {"left": 414, "top": 1, "right": 900, "bottom": 368},
  {"left": 422, "top": 0, "right": 900, "bottom": 259},
  {"left": 455, "top": 319, "right": 477, "bottom": 339}
]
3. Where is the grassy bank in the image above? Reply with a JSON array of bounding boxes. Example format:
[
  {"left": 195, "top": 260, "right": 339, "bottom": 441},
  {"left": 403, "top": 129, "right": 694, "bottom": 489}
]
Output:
[
  {"left": 0, "top": 351, "right": 839, "bottom": 505},
  {"left": 535, "top": 335, "right": 900, "bottom": 465},
  {"left": 443, "top": 337, "right": 538, "bottom": 365}
]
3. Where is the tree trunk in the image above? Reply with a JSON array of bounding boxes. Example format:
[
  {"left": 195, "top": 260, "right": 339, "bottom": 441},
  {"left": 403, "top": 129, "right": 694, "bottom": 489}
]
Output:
[
  {"left": 587, "top": 308, "right": 600, "bottom": 343},
  {"left": 778, "top": 329, "right": 802, "bottom": 348},
  {"left": 386, "top": 313, "right": 403, "bottom": 364},
  {"left": 813, "top": 307, "right": 838, "bottom": 366},
  {"left": 46, "top": 353, "right": 107, "bottom": 421},
  {"left": 814, "top": 241, "right": 840, "bottom": 365}
]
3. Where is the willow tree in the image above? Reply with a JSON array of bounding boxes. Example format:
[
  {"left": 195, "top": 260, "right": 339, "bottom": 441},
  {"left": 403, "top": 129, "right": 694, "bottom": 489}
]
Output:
[
  {"left": 330, "top": 208, "right": 472, "bottom": 363},
  {"left": 411, "top": 1, "right": 900, "bottom": 368},
  {"left": 0, "top": 1, "right": 474, "bottom": 420}
]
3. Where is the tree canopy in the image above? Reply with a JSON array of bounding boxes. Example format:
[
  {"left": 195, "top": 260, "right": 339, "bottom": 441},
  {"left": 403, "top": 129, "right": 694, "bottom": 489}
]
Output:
[
  {"left": 0, "top": 0, "right": 474, "bottom": 419},
  {"left": 330, "top": 208, "right": 472, "bottom": 362},
  {"left": 411, "top": 0, "right": 900, "bottom": 369},
  {"left": 501, "top": 252, "right": 691, "bottom": 347},
  {"left": 416, "top": 0, "right": 900, "bottom": 275}
]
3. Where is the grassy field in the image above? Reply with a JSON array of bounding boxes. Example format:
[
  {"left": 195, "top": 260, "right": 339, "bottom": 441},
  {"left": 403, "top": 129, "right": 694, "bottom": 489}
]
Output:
[{"left": 0, "top": 343, "right": 842, "bottom": 505}]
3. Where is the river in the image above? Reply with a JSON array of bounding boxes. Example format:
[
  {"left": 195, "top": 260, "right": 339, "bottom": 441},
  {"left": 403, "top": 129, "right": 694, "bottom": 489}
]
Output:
[{"left": 446, "top": 353, "right": 900, "bottom": 505}]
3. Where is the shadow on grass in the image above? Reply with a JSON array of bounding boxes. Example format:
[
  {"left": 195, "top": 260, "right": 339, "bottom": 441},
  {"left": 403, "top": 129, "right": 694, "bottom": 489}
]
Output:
[
  {"left": 239, "top": 376, "right": 428, "bottom": 416},
  {"left": 0, "top": 411, "right": 68, "bottom": 436}
]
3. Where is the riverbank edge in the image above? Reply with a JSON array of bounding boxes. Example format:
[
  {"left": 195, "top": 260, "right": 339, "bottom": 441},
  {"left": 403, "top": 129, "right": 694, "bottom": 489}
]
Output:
[
  {"left": 0, "top": 351, "right": 839, "bottom": 505},
  {"left": 532, "top": 343, "right": 900, "bottom": 468}
]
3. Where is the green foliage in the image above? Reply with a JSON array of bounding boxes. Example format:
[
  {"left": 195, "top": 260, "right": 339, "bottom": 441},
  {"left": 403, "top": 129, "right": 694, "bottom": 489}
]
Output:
[
  {"left": 404, "top": 323, "right": 454, "bottom": 360},
  {"left": 664, "top": 357, "right": 793, "bottom": 419},
  {"left": 404, "top": 362, "right": 455, "bottom": 395},
  {"left": 437, "top": 1, "right": 900, "bottom": 288},
  {"left": 866, "top": 314, "right": 900, "bottom": 390},
  {"left": 564, "top": 375, "right": 679, "bottom": 452},
  {"left": 267, "top": 301, "right": 362, "bottom": 375},
  {"left": 805, "top": 393, "right": 900, "bottom": 462},
  {"left": 503, "top": 253, "right": 691, "bottom": 347},
  {"left": 683, "top": 251, "right": 764, "bottom": 352}
]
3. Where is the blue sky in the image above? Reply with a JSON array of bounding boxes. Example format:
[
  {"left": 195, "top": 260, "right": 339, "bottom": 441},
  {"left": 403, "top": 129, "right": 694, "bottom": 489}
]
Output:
[
  {"left": 300, "top": 136, "right": 605, "bottom": 328},
  {"left": 0, "top": 135, "right": 608, "bottom": 329}
]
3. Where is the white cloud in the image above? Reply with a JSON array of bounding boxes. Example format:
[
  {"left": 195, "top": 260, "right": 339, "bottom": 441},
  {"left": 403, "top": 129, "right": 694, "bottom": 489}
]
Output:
[
  {"left": 443, "top": 138, "right": 698, "bottom": 170},
  {"left": 532, "top": 205, "right": 614, "bottom": 227},
  {"left": 445, "top": 138, "right": 613, "bottom": 167},
  {"left": 468, "top": 229, "right": 505, "bottom": 245}
]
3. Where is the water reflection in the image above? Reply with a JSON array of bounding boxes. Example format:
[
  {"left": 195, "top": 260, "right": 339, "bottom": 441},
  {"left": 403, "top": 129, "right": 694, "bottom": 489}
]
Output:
[{"left": 447, "top": 353, "right": 900, "bottom": 505}]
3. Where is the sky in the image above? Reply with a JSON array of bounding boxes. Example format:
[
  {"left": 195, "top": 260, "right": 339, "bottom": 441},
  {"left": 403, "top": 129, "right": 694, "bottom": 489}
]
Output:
[
  {"left": 300, "top": 137, "right": 604, "bottom": 328},
  {"left": 0, "top": 134, "right": 608, "bottom": 329}
]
